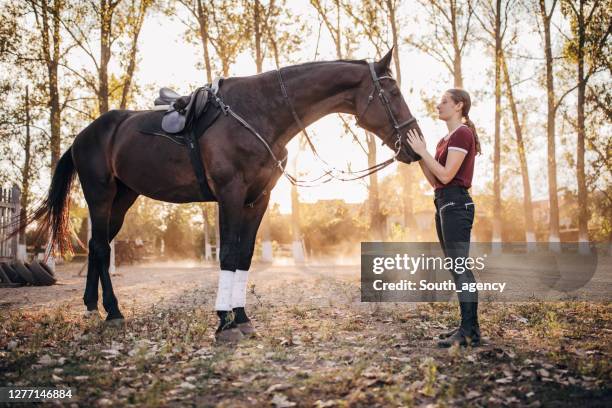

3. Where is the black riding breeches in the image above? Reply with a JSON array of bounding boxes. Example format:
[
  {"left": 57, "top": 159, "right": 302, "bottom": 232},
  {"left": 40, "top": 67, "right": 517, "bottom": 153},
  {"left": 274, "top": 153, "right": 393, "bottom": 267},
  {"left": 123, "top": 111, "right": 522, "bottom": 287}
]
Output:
[{"left": 434, "top": 186, "right": 477, "bottom": 303}]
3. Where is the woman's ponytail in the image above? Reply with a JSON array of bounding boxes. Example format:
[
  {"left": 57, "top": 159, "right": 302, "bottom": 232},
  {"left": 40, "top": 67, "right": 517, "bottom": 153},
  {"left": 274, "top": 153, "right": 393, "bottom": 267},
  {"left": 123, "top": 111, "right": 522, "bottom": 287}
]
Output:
[{"left": 463, "top": 114, "right": 481, "bottom": 155}]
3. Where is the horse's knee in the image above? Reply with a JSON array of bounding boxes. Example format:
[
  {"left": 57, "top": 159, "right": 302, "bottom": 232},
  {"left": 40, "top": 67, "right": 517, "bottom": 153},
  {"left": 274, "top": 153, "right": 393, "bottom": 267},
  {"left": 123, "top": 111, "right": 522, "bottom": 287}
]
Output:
[{"left": 89, "top": 240, "right": 111, "bottom": 264}]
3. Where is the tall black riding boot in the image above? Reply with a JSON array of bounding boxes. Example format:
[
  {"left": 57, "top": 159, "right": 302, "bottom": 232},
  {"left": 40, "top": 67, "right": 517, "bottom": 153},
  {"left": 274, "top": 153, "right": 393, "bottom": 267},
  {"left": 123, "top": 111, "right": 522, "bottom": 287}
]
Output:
[
  {"left": 437, "top": 302, "right": 480, "bottom": 348},
  {"left": 472, "top": 301, "right": 481, "bottom": 337}
]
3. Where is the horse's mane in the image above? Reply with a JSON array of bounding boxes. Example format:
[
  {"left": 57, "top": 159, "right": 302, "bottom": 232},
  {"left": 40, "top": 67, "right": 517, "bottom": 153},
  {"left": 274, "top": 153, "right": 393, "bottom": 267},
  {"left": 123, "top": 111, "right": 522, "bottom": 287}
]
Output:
[
  {"left": 286, "top": 59, "right": 369, "bottom": 69},
  {"left": 278, "top": 59, "right": 367, "bottom": 75},
  {"left": 281, "top": 58, "right": 392, "bottom": 77}
]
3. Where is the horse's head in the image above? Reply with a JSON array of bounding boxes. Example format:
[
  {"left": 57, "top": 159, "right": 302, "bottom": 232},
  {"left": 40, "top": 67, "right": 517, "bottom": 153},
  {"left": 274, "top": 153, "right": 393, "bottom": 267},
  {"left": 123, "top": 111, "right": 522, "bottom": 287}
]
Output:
[{"left": 354, "top": 49, "right": 422, "bottom": 164}]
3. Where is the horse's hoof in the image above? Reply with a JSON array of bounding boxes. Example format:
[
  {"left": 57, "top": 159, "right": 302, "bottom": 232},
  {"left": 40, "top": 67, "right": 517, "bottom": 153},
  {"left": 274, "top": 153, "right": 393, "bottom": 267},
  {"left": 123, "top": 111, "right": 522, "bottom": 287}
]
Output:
[
  {"left": 105, "top": 316, "right": 125, "bottom": 327},
  {"left": 215, "top": 327, "right": 244, "bottom": 343},
  {"left": 236, "top": 321, "right": 257, "bottom": 338},
  {"left": 83, "top": 310, "right": 101, "bottom": 320}
]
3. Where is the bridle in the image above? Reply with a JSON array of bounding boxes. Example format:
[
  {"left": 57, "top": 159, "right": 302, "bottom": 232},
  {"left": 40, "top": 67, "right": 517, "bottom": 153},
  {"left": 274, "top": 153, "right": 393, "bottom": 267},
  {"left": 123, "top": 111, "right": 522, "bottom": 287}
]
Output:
[
  {"left": 355, "top": 62, "right": 418, "bottom": 152},
  {"left": 208, "top": 61, "right": 419, "bottom": 194}
]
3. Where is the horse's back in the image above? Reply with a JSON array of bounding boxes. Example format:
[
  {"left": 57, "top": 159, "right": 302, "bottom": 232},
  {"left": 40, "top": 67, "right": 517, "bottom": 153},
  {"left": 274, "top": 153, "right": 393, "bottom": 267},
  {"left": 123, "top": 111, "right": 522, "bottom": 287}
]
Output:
[{"left": 106, "top": 109, "right": 218, "bottom": 202}]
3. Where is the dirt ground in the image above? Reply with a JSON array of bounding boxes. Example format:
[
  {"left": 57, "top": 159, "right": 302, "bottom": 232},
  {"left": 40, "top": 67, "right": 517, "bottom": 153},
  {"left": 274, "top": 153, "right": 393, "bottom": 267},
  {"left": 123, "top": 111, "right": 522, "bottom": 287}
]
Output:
[
  {"left": 0, "top": 259, "right": 610, "bottom": 407},
  {"left": 0, "top": 259, "right": 364, "bottom": 313}
]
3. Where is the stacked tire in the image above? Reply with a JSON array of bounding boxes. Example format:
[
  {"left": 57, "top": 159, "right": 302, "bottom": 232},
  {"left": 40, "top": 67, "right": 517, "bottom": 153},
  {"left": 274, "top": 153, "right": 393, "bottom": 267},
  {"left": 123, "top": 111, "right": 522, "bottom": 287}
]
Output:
[{"left": 0, "top": 261, "right": 56, "bottom": 287}]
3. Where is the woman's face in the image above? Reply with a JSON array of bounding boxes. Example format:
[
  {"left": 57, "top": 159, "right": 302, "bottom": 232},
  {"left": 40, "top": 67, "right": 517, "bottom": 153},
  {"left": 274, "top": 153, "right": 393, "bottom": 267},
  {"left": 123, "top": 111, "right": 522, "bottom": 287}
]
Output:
[{"left": 436, "top": 92, "right": 462, "bottom": 121}]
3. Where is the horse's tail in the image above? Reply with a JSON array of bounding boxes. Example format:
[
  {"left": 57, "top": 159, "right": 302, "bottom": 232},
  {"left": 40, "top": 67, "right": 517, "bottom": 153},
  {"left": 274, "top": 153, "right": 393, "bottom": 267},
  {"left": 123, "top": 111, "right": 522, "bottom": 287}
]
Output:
[{"left": 26, "top": 147, "right": 77, "bottom": 255}]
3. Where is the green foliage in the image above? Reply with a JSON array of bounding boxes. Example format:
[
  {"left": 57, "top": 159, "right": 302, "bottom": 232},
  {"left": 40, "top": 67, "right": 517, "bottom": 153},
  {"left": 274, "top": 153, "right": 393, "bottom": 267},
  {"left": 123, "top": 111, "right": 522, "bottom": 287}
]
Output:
[
  {"left": 162, "top": 204, "right": 202, "bottom": 258},
  {"left": 299, "top": 199, "right": 368, "bottom": 255}
]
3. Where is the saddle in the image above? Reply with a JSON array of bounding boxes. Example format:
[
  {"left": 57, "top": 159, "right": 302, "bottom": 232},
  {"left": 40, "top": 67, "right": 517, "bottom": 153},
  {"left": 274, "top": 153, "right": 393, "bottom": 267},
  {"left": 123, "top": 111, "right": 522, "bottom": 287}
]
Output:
[
  {"left": 139, "top": 77, "right": 225, "bottom": 201},
  {"left": 142, "top": 77, "right": 224, "bottom": 142},
  {"left": 153, "top": 77, "right": 223, "bottom": 134}
]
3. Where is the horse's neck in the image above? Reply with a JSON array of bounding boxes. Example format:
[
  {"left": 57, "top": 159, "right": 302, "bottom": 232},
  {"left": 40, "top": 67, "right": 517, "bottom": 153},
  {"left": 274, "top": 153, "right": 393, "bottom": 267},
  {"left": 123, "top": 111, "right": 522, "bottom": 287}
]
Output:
[
  {"left": 262, "top": 63, "right": 364, "bottom": 148},
  {"left": 221, "top": 62, "right": 364, "bottom": 152}
]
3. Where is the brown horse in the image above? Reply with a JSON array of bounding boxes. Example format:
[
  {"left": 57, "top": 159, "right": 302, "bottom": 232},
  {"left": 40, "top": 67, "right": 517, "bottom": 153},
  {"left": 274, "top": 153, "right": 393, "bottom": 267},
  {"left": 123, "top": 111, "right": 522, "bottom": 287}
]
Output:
[{"left": 28, "top": 49, "right": 422, "bottom": 341}]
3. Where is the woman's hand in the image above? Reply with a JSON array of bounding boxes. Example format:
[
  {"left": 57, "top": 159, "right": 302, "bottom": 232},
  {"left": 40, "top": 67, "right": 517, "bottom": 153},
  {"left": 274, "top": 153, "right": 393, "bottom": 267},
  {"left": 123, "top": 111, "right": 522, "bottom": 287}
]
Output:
[{"left": 406, "top": 129, "right": 427, "bottom": 155}]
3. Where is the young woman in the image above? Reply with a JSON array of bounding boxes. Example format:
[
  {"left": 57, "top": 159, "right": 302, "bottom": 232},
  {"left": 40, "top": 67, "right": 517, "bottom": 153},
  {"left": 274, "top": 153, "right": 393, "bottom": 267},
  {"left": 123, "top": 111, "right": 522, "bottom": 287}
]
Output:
[{"left": 406, "top": 89, "right": 482, "bottom": 348}]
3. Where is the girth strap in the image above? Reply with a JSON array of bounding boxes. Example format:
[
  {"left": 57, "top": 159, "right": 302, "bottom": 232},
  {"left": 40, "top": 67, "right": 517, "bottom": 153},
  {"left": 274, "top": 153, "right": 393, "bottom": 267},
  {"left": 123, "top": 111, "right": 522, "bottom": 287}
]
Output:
[{"left": 185, "top": 128, "right": 210, "bottom": 201}]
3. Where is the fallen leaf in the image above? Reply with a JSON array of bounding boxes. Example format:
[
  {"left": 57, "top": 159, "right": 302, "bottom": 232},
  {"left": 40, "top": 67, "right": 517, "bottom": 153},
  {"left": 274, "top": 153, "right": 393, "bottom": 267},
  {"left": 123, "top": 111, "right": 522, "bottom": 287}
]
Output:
[
  {"left": 179, "top": 382, "right": 196, "bottom": 390},
  {"left": 38, "top": 355, "right": 54, "bottom": 366},
  {"left": 271, "top": 393, "right": 296, "bottom": 407},
  {"left": 537, "top": 369, "right": 550, "bottom": 378},
  {"left": 314, "top": 400, "right": 337, "bottom": 408},
  {"left": 466, "top": 391, "right": 481, "bottom": 399},
  {"left": 96, "top": 398, "right": 113, "bottom": 406}
]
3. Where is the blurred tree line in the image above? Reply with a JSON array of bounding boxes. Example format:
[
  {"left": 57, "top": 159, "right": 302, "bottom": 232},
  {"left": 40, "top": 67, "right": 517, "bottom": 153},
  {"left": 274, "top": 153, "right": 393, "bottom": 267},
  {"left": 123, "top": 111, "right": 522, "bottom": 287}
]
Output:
[{"left": 0, "top": 0, "right": 609, "bottom": 260}]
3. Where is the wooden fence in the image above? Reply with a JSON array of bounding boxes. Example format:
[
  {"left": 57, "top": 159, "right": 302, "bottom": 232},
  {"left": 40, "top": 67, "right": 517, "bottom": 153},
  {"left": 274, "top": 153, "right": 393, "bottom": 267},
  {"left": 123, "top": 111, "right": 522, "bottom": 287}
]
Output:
[{"left": 0, "top": 184, "right": 21, "bottom": 262}]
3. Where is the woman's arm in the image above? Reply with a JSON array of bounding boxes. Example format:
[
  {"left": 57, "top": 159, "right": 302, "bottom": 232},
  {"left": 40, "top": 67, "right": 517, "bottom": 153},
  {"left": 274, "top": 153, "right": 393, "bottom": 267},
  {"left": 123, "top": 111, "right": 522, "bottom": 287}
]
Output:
[
  {"left": 418, "top": 160, "right": 439, "bottom": 187},
  {"left": 406, "top": 129, "right": 467, "bottom": 185},
  {"left": 419, "top": 149, "right": 466, "bottom": 184}
]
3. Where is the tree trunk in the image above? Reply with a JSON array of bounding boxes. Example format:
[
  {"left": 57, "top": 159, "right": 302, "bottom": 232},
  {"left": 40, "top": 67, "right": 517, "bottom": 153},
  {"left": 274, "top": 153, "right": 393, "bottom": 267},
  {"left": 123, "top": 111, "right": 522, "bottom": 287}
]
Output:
[
  {"left": 120, "top": 0, "right": 150, "bottom": 109},
  {"left": 195, "top": 0, "right": 214, "bottom": 258},
  {"left": 450, "top": 2, "right": 463, "bottom": 88},
  {"left": 252, "top": 0, "right": 272, "bottom": 261},
  {"left": 38, "top": 0, "right": 62, "bottom": 170},
  {"left": 386, "top": 0, "right": 402, "bottom": 86},
  {"left": 254, "top": 0, "right": 263, "bottom": 72},
  {"left": 19, "top": 86, "right": 32, "bottom": 248},
  {"left": 335, "top": 0, "right": 342, "bottom": 58},
  {"left": 366, "top": 132, "right": 383, "bottom": 240},
  {"left": 501, "top": 53, "right": 535, "bottom": 241},
  {"left": 576, "top": 0, "right": 588, "bottom": 244},
  {"left": 197, "top": 0, "right": 213, "bottom": 83},
  {"left": 492, "top": 0, "right": 502, "bottom": 242},
  {"left": 202, "top": 205, "right": 212, "bottom": 260},
  {"left": 385, "top": 0, "right": 414, "bottom": 231},
  {"left": 97, "top": 0, "right": 119, "bottom": 273},
  {"left": 539, "top": 0, "right": 560, "bottom": 244},
  {"left": 98, "top": 0, "right": 112, "bottom": 115},
  {"left": 291, "top": 156, "right": 305, "bottom": 262}
]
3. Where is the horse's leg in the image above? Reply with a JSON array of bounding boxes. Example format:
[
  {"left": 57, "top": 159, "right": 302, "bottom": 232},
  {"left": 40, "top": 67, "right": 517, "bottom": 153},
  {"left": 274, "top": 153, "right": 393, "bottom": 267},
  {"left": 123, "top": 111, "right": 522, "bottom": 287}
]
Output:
[
  {"left": 233, "top": 193, "right": 272, "bottom": 336},
  {"left": 83, "top": 180, "right": 137, "bottom": 316},
  {"left": 82, "top": 190, "right": 113, "bottom": 314},
  {"left": 83, "top": 233, "right": 101, "bottom": 314},
  {"left": 101, "top": 182, "right": 138, "bottom": 320},
  {"left": 109, "top": 182, "right": 139, "bottom": 241},
  {"left": 214, "top": 183, "right": 247, "bottom": 342},
  {"left": 82, "top": 176, "right": 124, "bottom": 321}
]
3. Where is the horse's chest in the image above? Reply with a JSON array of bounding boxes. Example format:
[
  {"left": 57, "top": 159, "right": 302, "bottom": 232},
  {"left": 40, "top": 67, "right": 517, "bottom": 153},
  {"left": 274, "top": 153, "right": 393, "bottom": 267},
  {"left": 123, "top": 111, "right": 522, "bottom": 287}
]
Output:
[{"left": 244, "top": 166, "right": 279, "bottom": 204}]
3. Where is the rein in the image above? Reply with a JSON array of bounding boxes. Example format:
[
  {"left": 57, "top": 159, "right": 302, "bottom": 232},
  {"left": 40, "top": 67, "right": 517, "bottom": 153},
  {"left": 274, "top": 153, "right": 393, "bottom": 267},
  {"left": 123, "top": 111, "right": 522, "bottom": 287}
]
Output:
[
  {"left": 208, "top": 61, "right": 418, "bottom": 189},
  {"left": 276, "top": 66, "right": 399, "bottom": 185}
]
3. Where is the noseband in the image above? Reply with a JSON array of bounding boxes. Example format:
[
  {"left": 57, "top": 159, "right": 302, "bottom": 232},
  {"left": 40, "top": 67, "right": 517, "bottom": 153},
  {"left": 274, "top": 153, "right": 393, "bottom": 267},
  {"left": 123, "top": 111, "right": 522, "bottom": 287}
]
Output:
[{"left": 355, "top": 62, "right": 418, "bottom": 152}]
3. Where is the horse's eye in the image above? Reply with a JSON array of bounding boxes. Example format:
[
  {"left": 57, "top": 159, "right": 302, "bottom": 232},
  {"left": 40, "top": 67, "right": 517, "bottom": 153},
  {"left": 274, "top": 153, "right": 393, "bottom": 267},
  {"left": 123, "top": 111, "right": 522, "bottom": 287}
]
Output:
[{"left": 391, "top": 88, "right": 400, "bottom": 96}]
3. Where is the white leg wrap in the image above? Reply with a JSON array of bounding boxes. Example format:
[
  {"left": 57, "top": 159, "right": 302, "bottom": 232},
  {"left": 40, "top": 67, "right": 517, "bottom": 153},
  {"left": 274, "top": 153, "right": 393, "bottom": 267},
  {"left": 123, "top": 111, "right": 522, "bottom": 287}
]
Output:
[
  {"left": 231, "top": 269, "right": 249, "bottom": 308},
  {"left": 214, "top": 270, "right": 234, "bottom": 311}
]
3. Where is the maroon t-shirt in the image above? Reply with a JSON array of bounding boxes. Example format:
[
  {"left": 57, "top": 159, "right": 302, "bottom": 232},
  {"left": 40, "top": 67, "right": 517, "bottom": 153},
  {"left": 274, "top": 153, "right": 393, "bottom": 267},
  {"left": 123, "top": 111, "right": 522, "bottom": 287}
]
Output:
[{"left": 434, "top": 124, "right": 475, "bottom": 190}]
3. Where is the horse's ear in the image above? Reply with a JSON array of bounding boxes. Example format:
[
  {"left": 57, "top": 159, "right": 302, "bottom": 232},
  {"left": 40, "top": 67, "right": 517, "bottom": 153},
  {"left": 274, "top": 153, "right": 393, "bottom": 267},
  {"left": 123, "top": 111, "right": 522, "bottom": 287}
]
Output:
[{"left": 375, "top": 48, "right": 394, "bottom": 74}]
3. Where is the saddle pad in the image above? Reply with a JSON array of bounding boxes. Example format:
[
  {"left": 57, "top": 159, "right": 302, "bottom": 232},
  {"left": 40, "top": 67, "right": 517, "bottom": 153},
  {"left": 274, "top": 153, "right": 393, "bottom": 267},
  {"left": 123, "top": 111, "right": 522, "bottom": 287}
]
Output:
[
  {"left": 161, "top": 88, "right": 209, "bottom": 134},
  {"left": 138, "top": 99, "right": 222, "bottom": 146}
]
